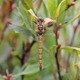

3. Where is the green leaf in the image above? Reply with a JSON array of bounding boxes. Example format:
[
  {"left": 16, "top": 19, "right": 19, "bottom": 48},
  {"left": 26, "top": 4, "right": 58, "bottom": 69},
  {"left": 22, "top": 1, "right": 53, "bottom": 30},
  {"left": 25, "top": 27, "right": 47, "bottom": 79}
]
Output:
[
  {"left": 49, "top": 45, "right": 80, "bottom": 55},
  {"left": 58, "top": 0, "right": 62, "bottom": 4},
  {"left": 17, "top": 5, "right": 37, "bottom": 38},
  {"left": 0, "top": 0, "right": 2, "bottom": 4},
  {"left": 0, "top": 75, "right": 4, "bottom": 80},
  {"left": 10, "top": 24, "right": 32, "bottom": 36},
  {"left": 68, "top": 12, "right": 80, "bottom": 24},
  {"left": 56, "top": 0, "right": 66, "bottom": 18},
  {"left": 58, "top": 0, "right": 67, "bottom": 13},
  {"left": 18, "top": 5, "right": 31, "bottom": 28},
  {"left": 57, "top": 0, "right": 67, "bottom": 23},
  {"left": 12, "top": 67, "right": 21, "bottom": 80},
  {"left": 43, "top": 74, "right": 53, "bottom": 80},
  {"left": 13, "top": 63, "right": 49, "bottom": 78},
  {"left": 61, "top": 46, "right": 80, "bottom": 54},
  {"left": 21, "top": 0, "right": 32, "bottom": 9},
  {"left": 47, "top": 0, "right": 58, "bottom": 18},
  {"left": 44, "top": 32, "right": 56, "bottom": 49},
  {"left": 0, "top": 40, "right": 12, "bottom": 63},
  {"left": 21, "top": 64, "right": 39, "bottom": 75},
  {"left": 12, "top": 35, "right": 26, "bottom": 56},
  {"left": 29, "top": 43, "right": 38, "bottom": 64},
  {"left": 42, "top": 1, "right": 48, "bottom": 17},
  {"left": 12, "top": 43, "right": 23, "bottom": 56}
]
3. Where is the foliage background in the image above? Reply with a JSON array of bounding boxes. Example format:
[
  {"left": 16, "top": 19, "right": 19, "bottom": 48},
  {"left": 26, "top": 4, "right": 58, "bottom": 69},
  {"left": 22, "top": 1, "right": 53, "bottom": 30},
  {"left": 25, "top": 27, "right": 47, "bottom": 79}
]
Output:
[{"left": 0, "top": 0, "right": 80, "bottom": 80}]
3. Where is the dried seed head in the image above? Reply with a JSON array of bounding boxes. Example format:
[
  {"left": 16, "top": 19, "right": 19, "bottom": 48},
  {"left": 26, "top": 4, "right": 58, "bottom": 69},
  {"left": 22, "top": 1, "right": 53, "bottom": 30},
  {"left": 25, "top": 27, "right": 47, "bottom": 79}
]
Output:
[
  {"left": 74, "top": 25, "right": 78, "bottom": 33},
  {"left": 57, "top": 31, "right": 60, "bottom": 39},
  {"left": 9, "top": 0, "right": 13, "bottom": 2},
  {"left": 3, "top": 75, "right": 8, "bottom": 80},
  {"left": 11, "top": 3, "right": 17, "bottom": 10},
  {"left": 53, "top": 30, "right": 57, "bottom": 33},
  {"left": 67, "top": 2, "right": 75, "bottom": 8},
  {"left": 5, "top": 18, "right": 11, "bottom": 24},
  {"left": 66, "top": 37, "right": 70, "bottom": 45},
  {"left": 8, "top": 74, "right": 12, "bottom": 78},
  {"left": 56, "top": 24, "right": 62, "bottom": 29},
  {"left": 71, "top": 2, "right": 76, "bottom": 5},
  {"left": 36, "top": 77, "right": 40, "bottom": 80},
  {"left": 57, "top": 43, "right": 62, "bottom": 49},
  {"left": 78, "top": 19, "right": 80, "bottom": 25}
]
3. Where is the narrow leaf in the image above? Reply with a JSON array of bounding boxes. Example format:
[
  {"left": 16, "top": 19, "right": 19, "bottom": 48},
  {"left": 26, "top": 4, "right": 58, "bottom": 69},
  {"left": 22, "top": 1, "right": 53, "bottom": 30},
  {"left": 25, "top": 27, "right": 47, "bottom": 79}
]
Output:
[
  {"left": 56, "top": 0, "right": 65, "bottom": 18},
  {"left": 68, "top": 12, "right": 80, "bottom": 23},
  {"left": 61, "top": 46, "right": 80, "bottom": 54},
  {"left": 47, "top": 0, "right": 58, "bottom": 18}
]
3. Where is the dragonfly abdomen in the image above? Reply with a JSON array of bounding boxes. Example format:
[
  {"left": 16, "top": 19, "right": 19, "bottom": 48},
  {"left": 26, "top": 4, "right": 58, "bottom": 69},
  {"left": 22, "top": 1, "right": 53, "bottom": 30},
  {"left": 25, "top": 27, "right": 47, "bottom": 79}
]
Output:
[{"left": 39, "top": 35, "right": 43, "bottom": 71}]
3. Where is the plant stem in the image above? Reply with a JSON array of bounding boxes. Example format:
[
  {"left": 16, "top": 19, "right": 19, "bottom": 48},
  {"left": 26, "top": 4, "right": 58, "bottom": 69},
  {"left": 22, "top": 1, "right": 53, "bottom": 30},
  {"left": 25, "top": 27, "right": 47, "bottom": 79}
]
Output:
[
  {"left": 55, "top": 28, "right": 62, "bottom": 80},
  {"left": 1, "top": 0, "right": 14, "bottom": 40},
  {"left": 20, "top": 40, "right": 35, "bottom": 80},
  {"left": 66, "top": 18, "right": 79, "bottom": 72}
]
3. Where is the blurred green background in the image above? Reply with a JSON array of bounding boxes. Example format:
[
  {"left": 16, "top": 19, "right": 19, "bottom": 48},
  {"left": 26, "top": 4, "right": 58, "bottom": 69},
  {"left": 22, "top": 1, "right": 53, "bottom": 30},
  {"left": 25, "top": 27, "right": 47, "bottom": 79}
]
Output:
[{"left": 0, "top": 0, "right": 80, "bottom": 80}]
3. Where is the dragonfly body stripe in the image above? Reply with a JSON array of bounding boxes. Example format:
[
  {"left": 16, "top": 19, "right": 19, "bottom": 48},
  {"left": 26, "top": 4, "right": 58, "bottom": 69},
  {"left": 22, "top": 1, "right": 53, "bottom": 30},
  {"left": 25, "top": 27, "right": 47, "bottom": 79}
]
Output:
[
  {"left": 39, "top": 48, "right": 42, "bottom": 53},
  {"left": 39, "top": 55, "right": 42, "bottom": 59},
  {"left": 39, "top": 36, "right": 43, "bottom": 70}
]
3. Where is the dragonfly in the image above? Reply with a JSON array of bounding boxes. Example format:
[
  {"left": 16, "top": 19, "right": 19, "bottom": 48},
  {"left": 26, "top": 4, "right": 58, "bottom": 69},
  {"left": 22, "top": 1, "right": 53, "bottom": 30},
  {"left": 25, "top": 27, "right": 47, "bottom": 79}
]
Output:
[
  {"left": 34, "top": 17, "right": 46, "bottom": 71},
  {"left": 9, "top": 9, "right": 56, "bottom": 71},
  {"left": 29, "top": 9, "right": 56, "bottom": 70}
]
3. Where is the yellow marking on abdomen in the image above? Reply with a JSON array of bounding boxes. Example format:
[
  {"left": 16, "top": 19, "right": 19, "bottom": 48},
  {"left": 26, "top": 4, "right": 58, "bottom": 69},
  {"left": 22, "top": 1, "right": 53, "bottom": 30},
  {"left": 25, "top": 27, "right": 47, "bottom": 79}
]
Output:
[{"left": 39, "top": 36, "right": 43, "bottom": 71}]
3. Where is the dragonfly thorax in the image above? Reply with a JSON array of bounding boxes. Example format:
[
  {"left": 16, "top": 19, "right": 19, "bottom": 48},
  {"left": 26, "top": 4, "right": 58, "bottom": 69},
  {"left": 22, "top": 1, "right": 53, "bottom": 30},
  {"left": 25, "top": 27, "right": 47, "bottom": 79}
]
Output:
[{"left": 36, "top": 17, "right": 46, "bottom": 36}]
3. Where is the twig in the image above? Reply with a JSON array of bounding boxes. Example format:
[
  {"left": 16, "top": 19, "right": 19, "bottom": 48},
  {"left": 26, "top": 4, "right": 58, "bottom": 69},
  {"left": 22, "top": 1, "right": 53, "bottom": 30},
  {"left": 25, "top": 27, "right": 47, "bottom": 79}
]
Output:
[
  {"left": 20, "top": 40, "right": 35, "bottom": 80},
  {"left": 54, "top": 25, "right": 62, "bottom": 80},
  {"left": 72, "top": 0, "right": 76, "bottom": 1},
  {"left": 20, "top": 40, "right": 35, "bottom": 66},
  {"left": 58, "top": 1, "right": 76, "bottom": 22},
  {"left": 66, "top": 18, "right": 80, "bottom": 72},
  {"left": 1, "top": 0, "right": 14, "bottom": 40}
]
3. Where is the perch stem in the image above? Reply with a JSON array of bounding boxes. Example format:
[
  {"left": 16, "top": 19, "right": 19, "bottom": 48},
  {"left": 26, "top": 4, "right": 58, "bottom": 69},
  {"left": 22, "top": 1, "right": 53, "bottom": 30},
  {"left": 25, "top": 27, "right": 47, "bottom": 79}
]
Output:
[{"left": 55, "top": 28, "right": 62, "bottom": 80}]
